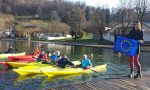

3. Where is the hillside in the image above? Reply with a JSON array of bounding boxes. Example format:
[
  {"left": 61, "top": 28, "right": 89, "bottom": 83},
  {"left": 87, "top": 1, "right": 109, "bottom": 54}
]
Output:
[{"left": 0, "top": 13, "right": 14, "bottom": 31}]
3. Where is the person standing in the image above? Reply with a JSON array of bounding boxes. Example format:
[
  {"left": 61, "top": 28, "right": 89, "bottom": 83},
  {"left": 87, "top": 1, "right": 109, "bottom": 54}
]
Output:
[{"left": 128, "top": 21, "right": 144, "bottom": 79}]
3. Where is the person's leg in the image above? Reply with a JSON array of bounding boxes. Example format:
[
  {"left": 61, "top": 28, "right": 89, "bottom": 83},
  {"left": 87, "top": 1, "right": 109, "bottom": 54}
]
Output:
[
  {"left": 130, "top": 56, "right": 134, "bottom": 73},
  {"left": 128, "top": 56, "right": 134, "bottom": 78},
  {"left": 134, "top": 54, "right": 141, "bottom": 78}
]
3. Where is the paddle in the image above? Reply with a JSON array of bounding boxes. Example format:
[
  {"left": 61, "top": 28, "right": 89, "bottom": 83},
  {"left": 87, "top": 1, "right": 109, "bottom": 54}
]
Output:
[
  {"left": 88, "top": 68, "right": 98, "bottom": 73},
  {"left": 39, "top": 44, "right": 45, "bottom": 49}
]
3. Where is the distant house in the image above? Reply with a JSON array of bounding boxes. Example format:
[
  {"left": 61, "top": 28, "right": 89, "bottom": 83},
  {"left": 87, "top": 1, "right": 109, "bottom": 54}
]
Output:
[
  {"left": 104, "top": 22, "right": 150, "bottom": 42},
  {"left": 93, "top": 27, "right": 111, "bottom": 40},
  {"left": 143, "top": 22, "right": 150, "bottom": 42}
]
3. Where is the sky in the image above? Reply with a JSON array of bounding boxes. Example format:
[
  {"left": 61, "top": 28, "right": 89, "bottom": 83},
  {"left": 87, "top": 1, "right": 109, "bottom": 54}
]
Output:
[{"left": 68, "top": 0, "right": 119, "bottom": 8}]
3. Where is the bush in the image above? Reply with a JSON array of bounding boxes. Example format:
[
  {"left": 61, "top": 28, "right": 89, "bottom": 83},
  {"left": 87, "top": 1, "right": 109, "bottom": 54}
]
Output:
[
  {"left": 78, "top": 30, "right": 84, "bottom": 39},
  {"left": 87, "top": 33, "right": 94, "bottom": 39}
]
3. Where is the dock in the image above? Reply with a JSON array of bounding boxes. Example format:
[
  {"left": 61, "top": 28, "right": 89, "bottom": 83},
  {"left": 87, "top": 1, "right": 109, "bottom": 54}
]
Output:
[{"left": 49, "top": 71, "right": 150, "bottom": 90}]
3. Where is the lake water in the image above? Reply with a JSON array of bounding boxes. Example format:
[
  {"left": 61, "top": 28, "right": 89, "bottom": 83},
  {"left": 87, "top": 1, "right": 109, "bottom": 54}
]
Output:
[{"left": 0, "top": 40, "right": 150, "bottom": 90}]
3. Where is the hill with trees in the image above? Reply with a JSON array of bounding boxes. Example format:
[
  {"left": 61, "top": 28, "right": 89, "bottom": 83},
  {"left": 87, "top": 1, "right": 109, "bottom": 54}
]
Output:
[{"left": 0, "top": 0, "right": 149, "bottom": 41}]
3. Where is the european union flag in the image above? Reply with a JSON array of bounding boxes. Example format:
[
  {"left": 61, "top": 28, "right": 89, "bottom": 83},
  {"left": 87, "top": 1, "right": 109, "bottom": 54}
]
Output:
[{"left": 114, "top": 36, "right": 139, "bottom": 56}]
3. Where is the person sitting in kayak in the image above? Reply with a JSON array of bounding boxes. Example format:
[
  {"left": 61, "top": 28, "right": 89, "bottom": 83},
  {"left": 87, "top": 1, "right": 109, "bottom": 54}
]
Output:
[
  {"left": 50, "top": 50, "right": 61, "bottom": 62},
  {"left": 36, "top": 50, "right": 47, "bottom": 62},
  {"left": 81, "top": 54, "right": 92, "bottom": 69},
  {"left": 46, "top": 51, "right": 51, "bottom": 62},
  {"left": 56, "top": 50, "right": 61, "bottom": 61},
  {"left": 56, "top": 55, "right": 75, "bottom": 68},
  {"left": 50, "top": 51, "right": 57, "bottom": 62},
  {"left": 5, "top": 45, "right": 15, "bottom": 54},
  {"left": 33, "top": 47, "right": 40, "bottom": 56}
]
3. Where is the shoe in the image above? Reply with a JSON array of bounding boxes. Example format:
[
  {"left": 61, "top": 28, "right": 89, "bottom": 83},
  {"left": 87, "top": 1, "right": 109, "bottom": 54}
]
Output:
[
  {"left": 134, "top": 74, "right": 142, "bottom": 79},
  {"left": 134, "top": 71, "right": 142, "bottom": 79},
  {"left": 128, "top": 73, "right": 134, "bottom": 79}
]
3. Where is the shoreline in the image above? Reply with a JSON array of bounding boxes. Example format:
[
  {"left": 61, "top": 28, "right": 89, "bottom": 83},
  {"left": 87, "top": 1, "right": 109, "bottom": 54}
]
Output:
[{"left": 1, "top": 39, "right": 150, "bottom": 51}]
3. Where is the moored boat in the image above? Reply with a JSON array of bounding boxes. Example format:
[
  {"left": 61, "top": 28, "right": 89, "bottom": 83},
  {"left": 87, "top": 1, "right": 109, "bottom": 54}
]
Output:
[
  {"left": 13, "top": 61, "right": 81, "bottom": 76},
  {"left": 7, "top": 61, "right": 80, "bottom": 68},
  {"left": 41, "top": 64, "right": 107, "bottom": 77},
  {"left": 0, "top": 52, "right": 25, "bottom": 59},
  {"left": 8, "top": 55, "right": 36, "bottom": 62}
]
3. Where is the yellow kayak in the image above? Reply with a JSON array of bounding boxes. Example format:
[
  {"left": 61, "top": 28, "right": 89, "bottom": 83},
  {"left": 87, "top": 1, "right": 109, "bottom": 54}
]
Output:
[
  {"left": 0, "top": 52, "right": 25, "bottom": 59},
  {"left": 7, "top": 62, "right": 39, "bottom": 68},
  {"left": 41, "top": 64, "right": 107, "bottom": 77},
  {"left": 13, "top": 66, "right": 52, "bottom": 76},
  {"left": 13, "top": 61, "right": 81, "bottom": 76},
  {"left": 7, "top": 61, "right": 81, "bottom": 68}
]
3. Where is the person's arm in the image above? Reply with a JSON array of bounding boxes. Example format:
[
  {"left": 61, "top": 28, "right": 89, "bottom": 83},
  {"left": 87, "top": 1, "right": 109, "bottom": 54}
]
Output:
[
  {"left": 127, "top": 30, "right": 132, "bottom": 38},
  {"left": 7, "top": 48, "right": 10, "bottom": 53},
  {"left": 10, "top": 48, "right": 15, "bottom": 53},
  {"left": 139, "top": 31, "right": 144, "bottom": 44},
  {"left": 88, "top": 59, "right": 92, "bottom": 67}
]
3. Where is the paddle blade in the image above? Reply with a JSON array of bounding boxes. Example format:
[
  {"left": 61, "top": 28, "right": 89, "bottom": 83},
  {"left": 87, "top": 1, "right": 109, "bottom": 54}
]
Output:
[{"left": 40, "top": 45, "right": 45, "bottom": 48}]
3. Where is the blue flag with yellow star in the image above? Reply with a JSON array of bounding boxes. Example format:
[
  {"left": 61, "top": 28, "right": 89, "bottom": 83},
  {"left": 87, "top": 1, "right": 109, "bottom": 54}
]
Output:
[{"left": 114, "top": 36, "right": 139, "bottom": 56}]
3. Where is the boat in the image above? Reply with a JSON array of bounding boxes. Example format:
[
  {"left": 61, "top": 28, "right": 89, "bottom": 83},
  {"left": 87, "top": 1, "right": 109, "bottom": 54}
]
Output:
[
  {"left": 7, "top": 61, "right": 37, "bottom": 68},
  {"left": 8, "top": 55, "right": 36, "bottom": 62},
  {"left": 13, "top": 65, "right": 51, "bottom": 76},
  {"left": 0, "top": 52, "right": 25, "bottom": 59},
  {"left": 41, "top": 64, "right": 107, "bottom": 77},
  {"left": 7, "top": 61, "right": 80, "bottom": 68},
  {"left": 13, "top": 61, "right": 81, "bottom": 76}
]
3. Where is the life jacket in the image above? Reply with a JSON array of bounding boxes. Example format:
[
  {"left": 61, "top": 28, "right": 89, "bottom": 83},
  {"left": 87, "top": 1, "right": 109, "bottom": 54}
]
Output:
[
  {"left": 50, "top": 54, "right": 57, "bottom": 61},
  {"left": 7, "top": 48, "right": 15, "bottom": 53},
  {"left": 37, "top": 53, "right": 46, "bottom": 62},
  {"left": 81, "top": 59, "right": 91, "bottom": 68},
  {"left": 34, "top": 48, "right": 40, "bottom": 55}
]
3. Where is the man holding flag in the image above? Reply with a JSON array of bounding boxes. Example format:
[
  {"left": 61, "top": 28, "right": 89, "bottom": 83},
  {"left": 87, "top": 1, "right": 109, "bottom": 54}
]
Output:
[{"left": 114, "top": 21, "right": 144, "bottom": 79}]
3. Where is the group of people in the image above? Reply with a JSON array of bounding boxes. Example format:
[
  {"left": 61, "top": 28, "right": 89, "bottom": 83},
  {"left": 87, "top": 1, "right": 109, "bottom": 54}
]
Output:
[
  {"left": 33, "top": 49, "right": 92, "bottom": 69},
  {"left": 4, "top": 21, "right": 143, "bottom": 79},
  {"left": 3, "top": 45, "right": 92, "bottom": 69}
]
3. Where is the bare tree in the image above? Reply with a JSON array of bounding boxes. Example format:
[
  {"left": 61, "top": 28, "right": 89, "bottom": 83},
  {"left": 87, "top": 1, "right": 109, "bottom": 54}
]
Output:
[
  {"left": 135, "top": 0, "right": 150, "bottom": 24},
  {"left": 91, "top": 8, "right": 105, "bottom": 40},
  {"left": 118, "top": 0, "right": 135, "bottom": 35}
]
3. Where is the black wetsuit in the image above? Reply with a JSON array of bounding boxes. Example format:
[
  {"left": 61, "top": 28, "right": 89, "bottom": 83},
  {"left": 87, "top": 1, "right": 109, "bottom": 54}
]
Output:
[
  {"left": 6, "top": 48, "right": 15, "bottom": 53},
  {"left": 57, "top": 58, "right": 74, "bottom": 68}
]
